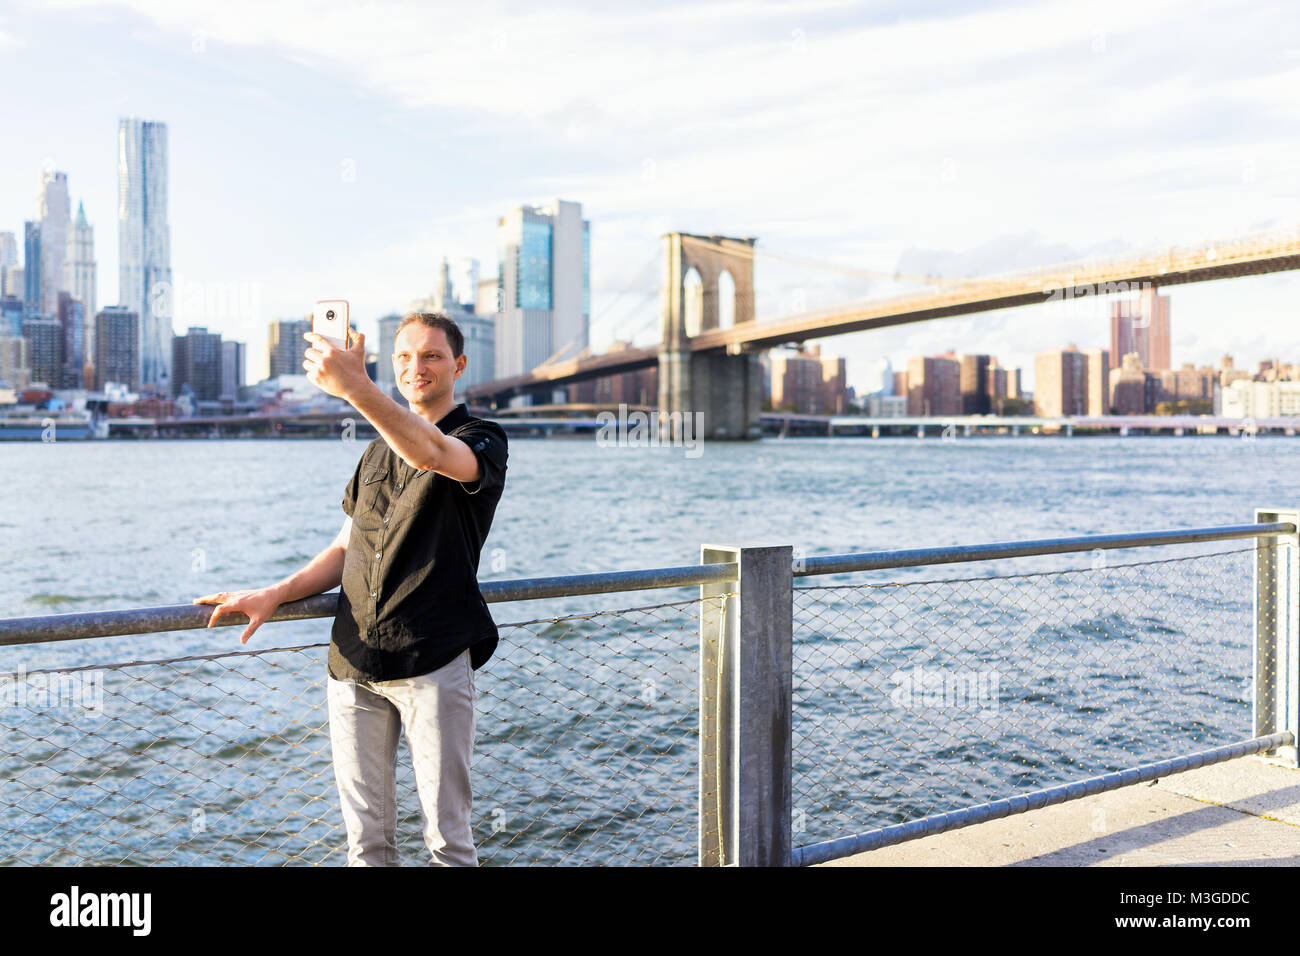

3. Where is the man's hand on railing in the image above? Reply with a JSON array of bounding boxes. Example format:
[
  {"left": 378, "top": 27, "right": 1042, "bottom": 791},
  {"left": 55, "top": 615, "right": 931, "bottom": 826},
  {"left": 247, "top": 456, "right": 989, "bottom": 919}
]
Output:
[{"left": 192, "top": 588, "right": 283, "bottom": 644}]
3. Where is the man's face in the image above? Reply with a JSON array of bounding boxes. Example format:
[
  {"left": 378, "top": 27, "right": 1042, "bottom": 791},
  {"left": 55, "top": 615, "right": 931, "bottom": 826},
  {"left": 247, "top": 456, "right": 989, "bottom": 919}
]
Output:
[{"left": 393, "top": 324, "right": 465, "bottom": 407}]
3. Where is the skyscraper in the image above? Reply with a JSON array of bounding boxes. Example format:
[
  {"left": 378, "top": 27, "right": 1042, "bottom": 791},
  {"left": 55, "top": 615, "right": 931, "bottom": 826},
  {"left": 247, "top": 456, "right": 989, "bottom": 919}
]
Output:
[
  {"left": 1110, "top": 285, "right": 1170, "bottom": 373},
  {"left": 67, "top": 201, "right": 97, "bottom": 357},
  {"left": 495, "top": 199, "right": 590, "bottom": 398},
  {"left": 118, "top": 117, "right": 173, "bottom": 395},
  {"left": 38, "top": 170, "right": 70, "bottom": 317},
  {"left": 23, "top": 221, "right": 41, "bottom": 315}
]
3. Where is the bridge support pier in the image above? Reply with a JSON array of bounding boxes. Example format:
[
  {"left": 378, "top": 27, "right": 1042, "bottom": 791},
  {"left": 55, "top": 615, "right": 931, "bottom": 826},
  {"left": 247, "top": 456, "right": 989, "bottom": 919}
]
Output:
[{"left": 658, "top": 349, "right": 763, "bottom": 441}]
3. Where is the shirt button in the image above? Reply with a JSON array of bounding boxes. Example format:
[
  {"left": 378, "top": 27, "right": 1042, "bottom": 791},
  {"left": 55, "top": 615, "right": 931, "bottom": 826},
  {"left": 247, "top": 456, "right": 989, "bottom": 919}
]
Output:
[
  {"left": 396, "top": 482, "right": 403, "bottom": 490},
  {"left": 370, "top": 591, "right": 377, "bottom": 599},
  {"left": 375, "top": 551, "right": 382, "bottom": 559},
  {"left": 383, "top": 515, "right": 389, "bottom": 524}
]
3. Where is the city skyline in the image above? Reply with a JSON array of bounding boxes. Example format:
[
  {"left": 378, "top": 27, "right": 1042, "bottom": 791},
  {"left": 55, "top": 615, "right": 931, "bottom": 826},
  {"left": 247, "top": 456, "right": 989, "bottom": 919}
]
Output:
[{"left": 1, "top": 1, "right": 1298, "bottom": 395}]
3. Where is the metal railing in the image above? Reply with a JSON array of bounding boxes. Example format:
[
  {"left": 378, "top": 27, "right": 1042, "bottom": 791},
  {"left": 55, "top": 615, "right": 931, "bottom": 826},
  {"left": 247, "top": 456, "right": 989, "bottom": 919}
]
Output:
[{"left": 0, "top": 512, "right": 1295, "bottom": 865}]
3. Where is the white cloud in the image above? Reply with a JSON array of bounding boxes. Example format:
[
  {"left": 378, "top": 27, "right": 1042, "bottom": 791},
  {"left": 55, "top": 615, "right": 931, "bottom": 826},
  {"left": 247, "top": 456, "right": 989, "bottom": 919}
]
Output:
[{"left": 23, "top": 0, "right": 1300, "bottom": 392}]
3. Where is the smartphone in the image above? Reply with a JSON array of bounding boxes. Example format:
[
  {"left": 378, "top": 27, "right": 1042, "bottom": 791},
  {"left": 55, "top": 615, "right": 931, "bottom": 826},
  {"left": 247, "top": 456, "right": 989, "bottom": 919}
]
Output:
[{"left": 313, "top": 299, "right": 350, "bottom": 350}]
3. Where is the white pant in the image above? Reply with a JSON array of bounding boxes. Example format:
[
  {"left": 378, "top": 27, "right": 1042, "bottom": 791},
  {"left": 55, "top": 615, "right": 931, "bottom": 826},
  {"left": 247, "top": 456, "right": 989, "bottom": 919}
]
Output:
[{"left": 326, "top": 648, "right": 478, "bottom": 866}]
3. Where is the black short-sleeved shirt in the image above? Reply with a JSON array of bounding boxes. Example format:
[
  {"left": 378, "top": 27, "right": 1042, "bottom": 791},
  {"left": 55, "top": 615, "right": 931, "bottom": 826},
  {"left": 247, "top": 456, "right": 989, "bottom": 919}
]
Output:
[{"left": 328, "top": 402, "right": 508, "bottom": 683}]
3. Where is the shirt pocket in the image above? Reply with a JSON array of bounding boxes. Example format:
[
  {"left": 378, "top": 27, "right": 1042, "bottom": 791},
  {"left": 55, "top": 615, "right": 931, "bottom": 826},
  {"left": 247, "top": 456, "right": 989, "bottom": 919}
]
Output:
[{"left": 359, "top": 463, "right": 390, "bottom": 513}]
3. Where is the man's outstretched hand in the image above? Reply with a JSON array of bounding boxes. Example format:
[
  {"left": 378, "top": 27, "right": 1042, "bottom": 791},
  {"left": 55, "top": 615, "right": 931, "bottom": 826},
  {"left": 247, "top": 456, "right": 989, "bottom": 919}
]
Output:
[
  {"left": 193, "top": 588, "right": 283, "bottom": 645},
  {"left": 303, "top": 327, "right": 368, "bottom": 400}
]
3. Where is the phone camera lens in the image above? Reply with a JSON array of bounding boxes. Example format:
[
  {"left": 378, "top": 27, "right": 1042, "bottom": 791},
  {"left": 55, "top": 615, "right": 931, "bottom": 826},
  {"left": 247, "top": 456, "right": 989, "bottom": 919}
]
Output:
[{"left": 326, "top": 310, "right": 335, "bottom": 320}]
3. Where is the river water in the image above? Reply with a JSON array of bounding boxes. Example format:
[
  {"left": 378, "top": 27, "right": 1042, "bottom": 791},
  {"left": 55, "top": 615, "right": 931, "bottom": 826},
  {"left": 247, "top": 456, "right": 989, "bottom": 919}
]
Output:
[{"left": 0, "top": 433, "right": 1292, "bottom": 865}]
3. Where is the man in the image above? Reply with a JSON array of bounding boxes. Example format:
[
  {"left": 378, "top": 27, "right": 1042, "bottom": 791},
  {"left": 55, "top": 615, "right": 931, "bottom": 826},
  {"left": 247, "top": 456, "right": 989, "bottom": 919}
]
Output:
[{"left": 193, "top": 312, "right": 508, "bottom": 866}]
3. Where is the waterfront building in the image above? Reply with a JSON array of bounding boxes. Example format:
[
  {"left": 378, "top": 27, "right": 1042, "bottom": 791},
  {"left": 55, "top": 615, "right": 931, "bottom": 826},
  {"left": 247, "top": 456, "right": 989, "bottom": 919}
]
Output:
[
  {"left": 820, "top": 352, "right": 848, "bottom": 414},
  {"left": 118, "top": 117, "right": 173, "bottom": 394},
  {"left": 221, "top": 340, "right": 246, "bottom": 401},
  {"left": 172, "top": 326, "right": 224, "bottom": 401},
  {"left": 959, "top": 354, "right": 991, "bottom": 415},
  {"left": 867, "top": 393, "right": 908, "bottom": 417},
  {"left": 1082, "top": 348, "right": 1110, "bottom": 416},
  {"left": 21, "top": 317, "right": 61, "bottom": 387},
  {"left": 1034, "top": 345, "right": 1087, "bottom": 417},
  {"left": 268, "top": 318, "right": 312, "bottom": 380},
  {"left": 1109, "top": 352, "right": 1158, "bottom": 415},
  {"left": 0, "top": 336, "right": 31, "bottom": 390},
  {"left": 770, "top": 346, "right": 825, "bottom": 414},
  {"left": 986, "top": 358, "right": 1009, "bottom": 408},
  {"left": 770, "top": 344, "right": 849, "bottom": 414},
  {"left": 94, "top": 306, "right": 140, "bottom": 391},
  {"left": 1219, "top": 379, "right": 1300, "bottom": 418},
  {"left": 1167, "top": 363, "right": 1217, "bottom": 402},
  {"left": 56, "top": 292, "right": 85, "bottom": 390},
  {"left": 906, "top": 354, "right": 961, "bottom": 416}
]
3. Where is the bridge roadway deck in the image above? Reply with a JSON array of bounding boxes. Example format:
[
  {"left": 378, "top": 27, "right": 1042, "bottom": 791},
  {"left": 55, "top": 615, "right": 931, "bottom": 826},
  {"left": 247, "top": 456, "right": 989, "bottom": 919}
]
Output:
[{"left": 821, "top": 757, "right": 1300, "bottom": 866}]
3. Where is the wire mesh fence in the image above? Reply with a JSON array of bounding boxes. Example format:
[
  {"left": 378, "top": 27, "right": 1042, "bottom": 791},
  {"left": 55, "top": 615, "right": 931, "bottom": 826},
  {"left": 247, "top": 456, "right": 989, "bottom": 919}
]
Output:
[
  {"left": 0, "top": 592, "right": 729, "bottom": 866},
  {"left": 790, "top": 545, "right": 1270, "bottom": 850}
]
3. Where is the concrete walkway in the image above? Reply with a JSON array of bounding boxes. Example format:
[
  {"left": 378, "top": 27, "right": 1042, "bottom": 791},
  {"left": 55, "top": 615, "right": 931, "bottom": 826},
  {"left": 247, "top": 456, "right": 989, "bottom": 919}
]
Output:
[{"left": 821, "top": 757, "right": 1300, "bottom": 866}]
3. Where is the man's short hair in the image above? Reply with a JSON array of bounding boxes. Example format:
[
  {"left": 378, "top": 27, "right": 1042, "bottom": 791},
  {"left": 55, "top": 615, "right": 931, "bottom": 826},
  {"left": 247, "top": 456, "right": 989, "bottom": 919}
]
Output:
[{"left": 395, "top": 312, "right": 464, "bottom": 359}]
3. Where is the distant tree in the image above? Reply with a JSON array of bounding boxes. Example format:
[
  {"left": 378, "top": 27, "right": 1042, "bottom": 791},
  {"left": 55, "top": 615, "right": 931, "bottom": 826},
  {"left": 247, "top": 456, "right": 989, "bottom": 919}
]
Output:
[{"left": 1153, "top": 399, "right": 1212, "bottom": 416}]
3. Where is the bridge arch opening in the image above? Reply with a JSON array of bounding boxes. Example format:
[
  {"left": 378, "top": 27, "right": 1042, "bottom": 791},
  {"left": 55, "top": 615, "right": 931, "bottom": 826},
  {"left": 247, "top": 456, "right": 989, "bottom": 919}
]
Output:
[
  {"left": 683, "top": 267, "right": 704, "bottom": 337},
  {"left": 718, "top": 269, "right": 736, "bottom": 330}
]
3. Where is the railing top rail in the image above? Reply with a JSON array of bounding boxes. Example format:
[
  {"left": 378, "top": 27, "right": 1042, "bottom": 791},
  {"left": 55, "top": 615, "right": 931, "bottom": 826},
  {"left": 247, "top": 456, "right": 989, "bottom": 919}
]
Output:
[
  {"left": 2, "top": 520, "right": 1291, "bottom": 649},
  {"left": 796, "top": 522, "right": 1295, "bottom": 578},
  {"left": 0, "top": 561, "right": 739, "bottom": 649}
]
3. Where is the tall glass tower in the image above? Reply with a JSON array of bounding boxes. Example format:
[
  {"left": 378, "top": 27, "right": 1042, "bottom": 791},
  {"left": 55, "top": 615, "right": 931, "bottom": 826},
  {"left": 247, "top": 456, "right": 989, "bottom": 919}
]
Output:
[
  {"left": 495, "top": 199, "right": 590, "bottom": 399},
  {"left": 118, "top": 117, "right": 173, "bottom": 395}
]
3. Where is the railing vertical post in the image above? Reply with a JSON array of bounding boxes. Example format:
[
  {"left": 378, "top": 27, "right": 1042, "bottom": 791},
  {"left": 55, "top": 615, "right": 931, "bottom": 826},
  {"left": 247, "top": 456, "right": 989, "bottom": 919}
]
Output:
[
  {"left": 1254, "top": 509, "right": 1299, "bottom": 767},
  {"left": 699, "top": 544, "right": 792, "bottom": 866}
]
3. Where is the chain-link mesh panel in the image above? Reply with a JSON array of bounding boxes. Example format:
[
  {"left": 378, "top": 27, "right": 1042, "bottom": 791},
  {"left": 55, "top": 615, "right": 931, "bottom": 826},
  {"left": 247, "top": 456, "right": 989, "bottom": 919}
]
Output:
[
  {"left": 0, "top": 593, "right": 730, "bottom": 866},
  {"left": 791, "top": 546, "right": 1268, "bottom": 849}
]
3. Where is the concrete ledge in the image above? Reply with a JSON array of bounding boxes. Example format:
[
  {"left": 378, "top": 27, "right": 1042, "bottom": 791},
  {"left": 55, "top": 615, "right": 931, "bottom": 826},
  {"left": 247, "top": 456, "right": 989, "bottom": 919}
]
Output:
[{"left": 819, "top": 756, "right": 1300, "bottom": 866}]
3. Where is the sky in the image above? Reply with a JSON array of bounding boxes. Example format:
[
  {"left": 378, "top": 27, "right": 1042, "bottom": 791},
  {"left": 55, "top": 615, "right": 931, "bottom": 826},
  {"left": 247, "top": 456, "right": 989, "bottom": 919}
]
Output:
[{"left": 2, "top": 0, "right": 1298, "bottom": 391}]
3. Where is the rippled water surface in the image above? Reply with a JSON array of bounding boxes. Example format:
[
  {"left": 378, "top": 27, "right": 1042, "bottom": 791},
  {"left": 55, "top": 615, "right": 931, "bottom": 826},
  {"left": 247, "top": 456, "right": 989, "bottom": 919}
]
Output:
[{"left": 1, "top": 434, "right": 1294, "bottom": 864}]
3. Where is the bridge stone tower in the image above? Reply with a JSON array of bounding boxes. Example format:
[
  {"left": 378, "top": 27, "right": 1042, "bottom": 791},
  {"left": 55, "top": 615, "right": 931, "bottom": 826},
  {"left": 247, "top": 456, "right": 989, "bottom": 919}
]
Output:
[{"left": 658, "top": 233, "right": 764, "bottom": 441}]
